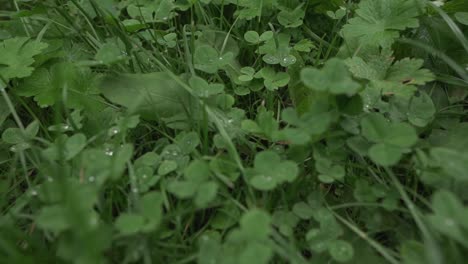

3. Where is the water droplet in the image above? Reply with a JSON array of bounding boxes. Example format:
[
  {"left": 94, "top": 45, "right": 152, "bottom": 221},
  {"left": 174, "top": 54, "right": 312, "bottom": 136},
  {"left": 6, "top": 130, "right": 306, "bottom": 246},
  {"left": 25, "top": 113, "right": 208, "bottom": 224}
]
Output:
[
  {"left": 121, "top": 51, "right": 128, "bottom": 56},
  {"left": 105, "top": 148, "right": 114, "bottom": 156},
  {"left": 142, "top": 174, "right": 148, "bottom": 179},
  {"left": 282, "top": 56, "right": 296, "bottom": 65},
  {"left": 132, "top": 187, "right": 139, "bottom": 193},
  {"left": 88, "top": 176, "right": 95, "bottom": 182},
  {"left": 30, "top": 189, "right": 38, "bottom": 196},
  {"left": 47, "top": 177, "right": 53, "bottom": 182},
  {"left": 10, "top": 146, "right": 17, "bottom": 152},
  {"left": 63, "top": 124, "right": 70, "bottom": 130},
  {"left": 172, "top": 151, "right": 179, "bottom": 156},
  {"left": 162, "top": 17, "right": 168, "bottom": 21},
  {"left": 227, "top": 118, "right": 234, "bottom": 124},
  {"left": 108, "top": 127, "right": 120, "bottom": 136}
]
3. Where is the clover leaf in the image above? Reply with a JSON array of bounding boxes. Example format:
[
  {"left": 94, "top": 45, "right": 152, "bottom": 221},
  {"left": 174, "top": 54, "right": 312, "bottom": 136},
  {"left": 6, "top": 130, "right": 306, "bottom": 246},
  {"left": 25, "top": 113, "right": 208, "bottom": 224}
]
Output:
[
  {"left": 361, "top": 113, "right": 418, "bottom": 165},
  {"left": 193, "top": 45, "right": 234, "bottom": 74},
  {"left": 306, "top": 208, "right": 344, "bottom": 253},
  {"left": 277, "top": 5, "right": 305, "bottom": 28},
  {"left": 115, "top": 192, "right": 164, "bottom": 235},
  {"left": 244, "top": 31, "right": 260, "bottom": 44},
  {"left": 248, "top": 151, "right": 298, "bottom": 191},
  {"left": 256, "top": 67, "right": 290, "bottom": 91},
  {"left": 427, "top": 190, "right": 468, "bottom": 247},
  {"left": 189, "top": 76, "right": 224, "bottom": 97},
  {"left": 328, "top": 240, "right": 354, "bottom": 263},
  {"left": 241, "top": 107, "right": 279, "bottom": 139},
  {"left": 301, "top": 58, "right": 361, "bottom": 95},
  {"left": 167, "top": 159, "right": 218, "bottom": 208}
]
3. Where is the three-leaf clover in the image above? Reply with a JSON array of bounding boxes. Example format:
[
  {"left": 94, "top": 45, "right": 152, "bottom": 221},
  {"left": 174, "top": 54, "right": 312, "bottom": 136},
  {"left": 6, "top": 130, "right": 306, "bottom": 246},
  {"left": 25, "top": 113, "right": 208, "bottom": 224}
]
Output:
[
  {"left": 167, "top": 159, "right": 218, "bottom": 208},
  {"left": 259, "top": 33, "right": 297, "bottom": 67},
  {"left": 360, "top": 113, "right": 418, "bottom": 165},
  {"left": 241, "top": 107, "right": 279, "bottom": 139},
  {"left": 194, "top": 45, "right": 234, "bottom": 74},
  {"left": 189, "top": 76, "right": 224, "bottom": 97},
  {"left": 248, "top": 151, "right": 298, "bottom": 191},
  {"left": 301, "top": 58, "right": 361, "bottom": 95},
  {"left": 277, "top": 5, "right": 305, "bottom": 28},
  {"left": 115, "top": 192, "right": 164, "bottom": 235},
  {"left": 305, "top": 208, "right": 344, "bottom": 253},
  {"left": 2, "top": 120, "right": 39, "bottom": 152},
  {"left": 223, "top": 209, "right": 274, "bottom": 264},
  {"left": 255, "top": 67, "right": 290, "bottom": 91}
]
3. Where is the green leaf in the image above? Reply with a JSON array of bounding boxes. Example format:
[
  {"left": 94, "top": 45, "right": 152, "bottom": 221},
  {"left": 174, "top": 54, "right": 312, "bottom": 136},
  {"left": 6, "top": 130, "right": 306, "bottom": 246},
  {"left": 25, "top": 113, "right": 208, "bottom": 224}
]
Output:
[
  {"left": 341, "top": 0, "right": 420, "bottom": 47},
  {"left": 238, "top": 242, "right": 273, "bottom": 264},
  {"left": 115, "top": 213, "right": 146, "bottom": 236},
  {"left": 240, "top": 209, "right": 271, "bottom": 240},
  {"left": 430, "top": 148, "right": 468, "bottom": 181},
  {"left": 328, "top": 240, "right": 354, "bottom": 263},
  {"left": 0, "top": 37, "right": 48, "bottom": 84},
  {"left": 176, "top": 131, "right": 200, "bottom": 154},
  {"left": 36, "top": 205, "right": 70, "bottom": 233},
  {"left": 17, "top": 62, "right": 101, "bottom": 108},
  {"left": 158, "top": 160, "right": 178, "bottom": 175},
  {"left": 301, "top": 58, "right": 361, "bottom": 95},
  {"left": 195, "top": 181, "right": 218, "bottom": 207},
  {"left": 386, "top": 58, "right": 435, "bottom": 85},
  {"left": 100, "top": 73, "right": 196, "bottom": 121},
  {"left": 249, "top": 151, "right": 298, "bottom": 190},
  {"left": 65, "top": 133, "right": 87, "bottom": 160},
  {"left": 167, "top": 180, "right": 198, "bottom": 198},
  {"left": 428, "top": 190, "right": 468, "bottom": 246},
  {"left": 184, "top": 159, "right": 211, "bottom": 183},
  {"left": 400, "top": 241, "right": 427, "bottom": 264},
  {"left": 189, "top": 76, "right": 224, "bottom": 97},
  {"left": 139, "top": 191, "right": 164, "bottom": 230},
  {"left": 292, "top": 202, "right": 314, "bottom": 220},
  {"left": 306, "top": 228, "right": 334, "bottom": 252},
  {"left": 95, "top": 38, "right": 125, "bottom": 65},
  {"left": 407, "top": 91, "right": 436, "bottom": 127},
  {"left": 277, "top": 6, "right": 305, "bottom": 28},
  {"left": 244, "top": 31, "right": 260, "bottom": 43},
  {"left": 194, "top": 45, "right": 233, "bottom": 74},
  {"left": 455, "top": 12, "right": 468, "bottom": 25},
  {"left": 368, "top": 143, "right": 403, "bottom": 166},
  {"left": 361, "top": 113, "right": 418, "bottom": 147},
  {"left": 294, "top": 39, "right": 316, "bottom": 52},
  {"left": 250, "top": 174, "right": 277, "bottom": 191},
  {"left": 2, "top": 128, "right": 26, "bottom": 144}
]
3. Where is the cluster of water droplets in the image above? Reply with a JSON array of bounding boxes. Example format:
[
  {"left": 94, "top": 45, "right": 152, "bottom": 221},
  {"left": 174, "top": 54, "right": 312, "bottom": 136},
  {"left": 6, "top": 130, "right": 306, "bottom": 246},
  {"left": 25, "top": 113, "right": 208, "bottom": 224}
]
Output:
[
  {"left": 108, "top": 127, "right": 120, "bottom": 137},
  {"left": 104, "top": 147, "right": 114, "bottom": 156}
]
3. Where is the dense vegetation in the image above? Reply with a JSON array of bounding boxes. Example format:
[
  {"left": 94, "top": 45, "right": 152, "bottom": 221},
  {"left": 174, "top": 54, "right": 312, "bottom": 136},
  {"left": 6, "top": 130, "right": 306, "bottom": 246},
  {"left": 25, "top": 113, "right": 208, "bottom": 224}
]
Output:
[{"left": 1, "top": 0, "right": 468, "bottom": 263}]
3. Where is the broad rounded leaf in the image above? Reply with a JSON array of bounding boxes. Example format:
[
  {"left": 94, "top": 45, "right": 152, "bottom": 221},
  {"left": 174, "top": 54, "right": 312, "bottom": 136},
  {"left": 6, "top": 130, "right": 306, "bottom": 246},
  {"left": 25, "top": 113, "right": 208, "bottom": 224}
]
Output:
[{"left": 328, "top": 240, "right": 354, "bottom": 263}]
